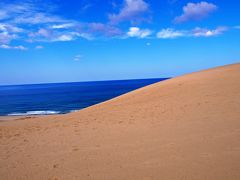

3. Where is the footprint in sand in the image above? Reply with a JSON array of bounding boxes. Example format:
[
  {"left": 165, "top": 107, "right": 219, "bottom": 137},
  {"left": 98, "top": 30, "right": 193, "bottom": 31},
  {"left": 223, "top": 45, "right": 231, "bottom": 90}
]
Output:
[
  {"left": 14, "top": 133, "right": 20, "bottom": 137},
  {"left": 72, "top": 147, "right": 79, "bottom": 151},
  {"left": 53, "top": 164, "right": 58, "bottom": 168}
]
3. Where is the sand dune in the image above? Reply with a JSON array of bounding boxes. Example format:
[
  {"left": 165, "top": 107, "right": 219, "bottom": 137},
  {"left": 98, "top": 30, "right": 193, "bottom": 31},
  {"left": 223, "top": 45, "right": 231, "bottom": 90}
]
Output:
[{"left": 1, "top": 63, "right": 240, "bottom": 180}]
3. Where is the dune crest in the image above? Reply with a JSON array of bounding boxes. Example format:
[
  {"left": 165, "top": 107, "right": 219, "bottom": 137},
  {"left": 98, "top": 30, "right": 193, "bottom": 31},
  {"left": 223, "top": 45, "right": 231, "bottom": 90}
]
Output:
[{"left": 1, "top": 63, "right": 240, "bottom": 180}]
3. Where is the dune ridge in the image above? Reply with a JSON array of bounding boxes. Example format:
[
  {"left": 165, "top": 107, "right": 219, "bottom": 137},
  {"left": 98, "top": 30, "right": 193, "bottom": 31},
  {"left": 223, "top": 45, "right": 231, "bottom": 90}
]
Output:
[{"left": 1, "top": 63, "right": 240, "bottom": 180}]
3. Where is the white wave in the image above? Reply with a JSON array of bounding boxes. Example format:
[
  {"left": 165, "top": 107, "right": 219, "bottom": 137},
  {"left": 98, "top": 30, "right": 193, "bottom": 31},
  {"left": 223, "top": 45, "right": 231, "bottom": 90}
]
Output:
[
  {"left": 8, "top": 110, "right": 61, "bottom": 116},
  {"left": 69, "top": 110, "right": 80, "bottom": 113}
]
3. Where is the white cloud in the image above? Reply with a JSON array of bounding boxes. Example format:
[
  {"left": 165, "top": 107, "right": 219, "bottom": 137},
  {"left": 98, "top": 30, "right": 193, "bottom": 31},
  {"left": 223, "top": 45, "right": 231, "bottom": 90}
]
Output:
[
  {"left": 0, "top": 2, "right": 93, "bottom": 43},
  {"left": 192, "top": 27, "right": 227, "bottom": 37},
  {"left": 76, "top": 32, "right": 93, "bottom": 40},
  {"left": 0, "top": 44, "right": 28, "bottom": 50},
  {"left": 0, "top": 32, "right": 18, "bottom": 44},
  {"left": 28, "top": 27, "right": 93, "bottom": 42},
  {"left": 14, "top": 13, "right": 65, "bottom": 25},
  {"left": 0, "top": 23, "right": 23, "bottom": 44},
  {"left": 54, "top": 34, "right": 74, "bottom": 41},
  {"left": 74, "top": 55, "right": 83, "bottom": 61},
  {"left": 157, "top": 28, "right": 185, "bottom": 39},
  {"left": 109, "top": 0, "right": 149, "bottom": 24},
  {"left": 174, "top": 2, "right": 217, "bottom": 23},
  {"left": 28, "top": 28, "right": 53, "bottom": 42},
  {"left": 51, "top": 23, "right": 75, "bottom": 29},
  {"left": 54, "top": 32, "right": 92, "bottom": 42},
  {"left": 37, "top": 28, "right": 52, "bottom": 38},
  {"left": 0, "top": 2, "right": 65, "bottom": 25},
  {"left": 0, "top": 2, "right": 75, "bottom": 43},
  {"left": 35, "top": 45, "right": 44, "bottom": 49},
  {"left": 0, "top": 3, "right": 31, "bottom": 20},
  {"left": 0, "top": 1, "right": 124, "bottom": 43},
  {"left": 127, "top": 27, "right": 152, "bottom": 38},
  {"left": 0, "top": 23, "right": 23, "bottom": 33},
  {"left": 157, "top": 27, "right": 227, "bottom": 39}
]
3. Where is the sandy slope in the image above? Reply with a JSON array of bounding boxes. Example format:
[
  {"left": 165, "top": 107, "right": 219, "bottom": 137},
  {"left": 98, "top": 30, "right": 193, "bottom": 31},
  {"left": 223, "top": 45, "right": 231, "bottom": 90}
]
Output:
[{"left": 1, "top": 63, "right": 240, "bottom": 180}]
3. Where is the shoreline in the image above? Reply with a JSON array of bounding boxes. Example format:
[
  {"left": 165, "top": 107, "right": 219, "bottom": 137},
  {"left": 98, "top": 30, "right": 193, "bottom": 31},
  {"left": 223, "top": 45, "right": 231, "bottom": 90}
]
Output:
[
  {"left": 0, "top": 78, "right": 166, "bottom": 120},
  {"left": 0, "top": 115, "right": 40, "bottom": 122}
]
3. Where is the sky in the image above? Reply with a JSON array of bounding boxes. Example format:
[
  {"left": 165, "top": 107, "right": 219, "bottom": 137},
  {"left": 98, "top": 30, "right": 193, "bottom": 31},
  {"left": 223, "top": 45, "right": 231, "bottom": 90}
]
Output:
[{"left": 0, "top": 0, "right": 240, "bottom": 85}]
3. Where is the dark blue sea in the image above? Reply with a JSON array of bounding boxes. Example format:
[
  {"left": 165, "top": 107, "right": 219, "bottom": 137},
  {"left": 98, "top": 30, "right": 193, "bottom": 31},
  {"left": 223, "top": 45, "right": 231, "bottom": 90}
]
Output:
[{"left": 0, "top": 78, "right": 168, "bottom": 116}]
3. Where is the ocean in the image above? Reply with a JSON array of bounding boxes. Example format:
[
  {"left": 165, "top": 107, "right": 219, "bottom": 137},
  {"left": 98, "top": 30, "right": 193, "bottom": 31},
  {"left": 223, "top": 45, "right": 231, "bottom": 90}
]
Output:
[{"left": 0, "top": 78, "right": 168, "bottom": 116}]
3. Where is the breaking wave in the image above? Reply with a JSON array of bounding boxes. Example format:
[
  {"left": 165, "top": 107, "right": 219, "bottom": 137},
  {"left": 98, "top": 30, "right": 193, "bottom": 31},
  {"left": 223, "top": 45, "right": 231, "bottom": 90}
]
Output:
[{"left": 8, "top": 110, "right": 61, "bottom": 116}]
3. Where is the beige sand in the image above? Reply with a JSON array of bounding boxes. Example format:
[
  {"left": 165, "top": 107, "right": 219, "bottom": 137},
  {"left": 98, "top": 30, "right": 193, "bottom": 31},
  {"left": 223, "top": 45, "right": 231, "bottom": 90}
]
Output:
[{"left": 1, "top": 63, "right": 240, "bottom": 180}]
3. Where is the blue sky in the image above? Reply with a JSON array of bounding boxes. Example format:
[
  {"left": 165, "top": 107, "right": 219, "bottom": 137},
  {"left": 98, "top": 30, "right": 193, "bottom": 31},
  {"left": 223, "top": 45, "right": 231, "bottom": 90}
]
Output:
[{"left": 0, "top": 0, "right": 239, "bottom": 85}]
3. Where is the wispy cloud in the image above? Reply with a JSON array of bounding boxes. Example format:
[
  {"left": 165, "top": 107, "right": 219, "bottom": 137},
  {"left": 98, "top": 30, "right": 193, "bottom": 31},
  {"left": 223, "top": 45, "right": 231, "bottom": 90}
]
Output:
[
  {"left": 14, "top": 13, "right": 65, "bottom": 25},
  {"left": 29, "top": 28, "right": 52, "bottom": 39},
  {"left": 53, "top": 34, "right": 75, "bottom": 42},
  {"left": 192, "top": 26, "right": 227, "bottom": 37},
  {"left": 0, "top": 23, "right": 23, "bottom": 43},
  {"left": 88, "top": 23, "right": 123, "bottom": 37},
  {"left": 0, "top": 32, "right": 17, "bottom": 44},
  {"left": 127, "top": 27, "right": 152, "bottom": 38},
  {"left": 80, "top": 3, "right": 93, "bottom": 13},
  {"left": 0, "top": 2, "right": 31, "bottom": 20},
  {"left": 174, "top": 2, "right": 217, "bottom": 23},
  {"left": 74, "top": 55, "right": 83, "bottom": 61},
  {"left": 234, "top": 26, "right": 240, "bottom": 29},
  {"left": 0, "top": 2, "right": 65, "bottom": 25},
  {"left": 0, "top": 1, "right": 125, "bottom": 45},
  {"left": 50, "top": 23, "right": 76, "bottom": 29},
  {"left": 157, "top": 26, "right": 227, "bottom": 39},
  {"left": 109, "top": 0, "right": 150, "bottom": 24},
  {"left": 0, "top": 23, "right": 23, "bottom": 33},
  {"left": 157, "top": 28, "right": 185, "bottom": 39},
  {"left": 28, "top": 28, "right": 91, "bottom": 42},
  {"left": 0, "top": 44, "right": 27, "bottom": 50},
  {"left": 35, "top": 45, "right": 44, "bottom": 49},
  {"left": 0, "top": 1, "right": 78, "bottom": 45}
]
